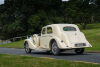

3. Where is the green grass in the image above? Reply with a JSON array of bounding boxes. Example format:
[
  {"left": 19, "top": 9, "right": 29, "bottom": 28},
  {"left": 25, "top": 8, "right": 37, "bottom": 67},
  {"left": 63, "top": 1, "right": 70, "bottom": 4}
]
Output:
[
  {"left": 0, "top": 54, "right": 99, "bottom": 67},
  {"left": 82, "top": 23, "right": 100, "bottom": 51},
  {"left": 0, "top": 40, "right": 24, "bottom": 48}
]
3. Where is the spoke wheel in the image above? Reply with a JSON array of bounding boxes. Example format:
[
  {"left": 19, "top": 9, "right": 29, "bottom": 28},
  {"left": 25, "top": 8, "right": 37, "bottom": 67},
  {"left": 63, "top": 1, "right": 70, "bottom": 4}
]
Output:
[
  {"left": 24, "top": 42, "right": 32, "bottom": 54},
  {"left": 75, "top": 48, "right": 84, "bottom": 54},
  {"left": 51, "top": 41, "right": 60, "bottom": 56}
]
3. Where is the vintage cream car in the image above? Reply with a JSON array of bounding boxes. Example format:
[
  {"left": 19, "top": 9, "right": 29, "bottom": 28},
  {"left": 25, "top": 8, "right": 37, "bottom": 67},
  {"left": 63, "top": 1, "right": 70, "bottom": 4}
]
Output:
[{"left": 24, "top": 24, "right": 92, "bottom": 55}]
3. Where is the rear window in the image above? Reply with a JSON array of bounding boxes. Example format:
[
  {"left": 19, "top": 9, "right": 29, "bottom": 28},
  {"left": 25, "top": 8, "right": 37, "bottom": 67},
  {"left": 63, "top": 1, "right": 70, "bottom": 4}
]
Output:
[{"left": 63, "top": 26, "right": 76, "bottom": 31}]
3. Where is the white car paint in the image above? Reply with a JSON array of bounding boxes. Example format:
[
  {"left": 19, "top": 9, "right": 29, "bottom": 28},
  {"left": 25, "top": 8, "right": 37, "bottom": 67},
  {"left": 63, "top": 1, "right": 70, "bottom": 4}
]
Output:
[{"left": 24, "top": 24, "right": 92, "bottom": 51}]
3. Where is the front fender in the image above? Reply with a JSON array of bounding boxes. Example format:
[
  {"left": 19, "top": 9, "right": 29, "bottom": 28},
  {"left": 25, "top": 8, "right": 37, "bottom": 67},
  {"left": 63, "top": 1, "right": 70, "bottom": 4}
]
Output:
[{"left": 24, "top": 39, "right": 37, "bottom": 49}]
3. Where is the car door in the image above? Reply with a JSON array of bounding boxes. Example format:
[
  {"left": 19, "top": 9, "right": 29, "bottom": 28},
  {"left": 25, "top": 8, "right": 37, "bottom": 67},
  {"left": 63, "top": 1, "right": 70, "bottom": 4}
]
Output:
[
  {"left": 40, "top": 27, "right": 47, "bottom": 48},
  {"left": 45, "top": 27, "right": 53, "bottom": 48}
]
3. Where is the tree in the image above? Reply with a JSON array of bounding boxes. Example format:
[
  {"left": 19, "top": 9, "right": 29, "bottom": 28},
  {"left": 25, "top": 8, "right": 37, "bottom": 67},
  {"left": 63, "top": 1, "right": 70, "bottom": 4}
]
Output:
[
  {"left": 28, "top": 11, "right": 50, "bottom": 34},
  {"left": 0, "top": 0, "right": 100, "bottom": 40}
]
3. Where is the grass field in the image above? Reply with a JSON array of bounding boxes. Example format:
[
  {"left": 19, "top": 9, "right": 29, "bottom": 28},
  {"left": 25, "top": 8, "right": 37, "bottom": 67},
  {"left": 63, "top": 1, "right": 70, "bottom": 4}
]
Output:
[
  {"left": 82, "top": 23, "right": 100, "bottom": 51},
  {"left": 0, "top": 54, "right": 99, "bottom": 67},
  {"left": 0, "top": 23, "right": 100, "bottom": 51},
  {"left": 0, "top": 40, "right": 24, "bottom": 48}
]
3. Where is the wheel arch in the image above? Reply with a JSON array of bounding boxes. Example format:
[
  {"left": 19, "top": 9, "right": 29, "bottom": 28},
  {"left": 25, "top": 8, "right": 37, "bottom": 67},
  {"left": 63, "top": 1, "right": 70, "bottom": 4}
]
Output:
[
  {"left": 49, "top": 38, "right": 60, "bottom": 50},
  {"left": 24, "top": 39, "right": 37, "bottom": 49},
  {"left": 24, "top": 41, "right": 28, "bottom": 48},
  {"left": 49, "top": 39, "right": 55, "bottom": 49},
  {"left": 49, "top": 37, "right": 66, "bottom": 49},
  {"left": 24, "top": 41, "right": 27, "bottom": 44}
]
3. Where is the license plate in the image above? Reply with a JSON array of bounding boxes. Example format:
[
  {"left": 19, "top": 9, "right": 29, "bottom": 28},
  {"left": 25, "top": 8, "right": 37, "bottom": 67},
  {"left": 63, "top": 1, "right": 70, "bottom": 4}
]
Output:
[{"left": 75, "top": 43, "right": 86, "bottom": 47}]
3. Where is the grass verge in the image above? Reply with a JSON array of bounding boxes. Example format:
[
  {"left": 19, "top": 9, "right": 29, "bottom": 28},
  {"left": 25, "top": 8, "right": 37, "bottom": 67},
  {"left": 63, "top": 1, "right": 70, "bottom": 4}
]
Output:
[
  {"left": 82, "top": 23, "right": 100, "bottom": 52},
  {"left": 0, "top": 40, "right": 24, "bottom": 48},
  {"left": 0, "top": 54, "right": 100, "bottom": 67}
]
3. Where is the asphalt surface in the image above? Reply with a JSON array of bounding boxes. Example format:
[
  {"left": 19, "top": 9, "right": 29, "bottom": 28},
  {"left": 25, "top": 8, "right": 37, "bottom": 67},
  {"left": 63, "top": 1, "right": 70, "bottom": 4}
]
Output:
[{"left": 0, "top": 48, "right": 100, "bottom": 64}]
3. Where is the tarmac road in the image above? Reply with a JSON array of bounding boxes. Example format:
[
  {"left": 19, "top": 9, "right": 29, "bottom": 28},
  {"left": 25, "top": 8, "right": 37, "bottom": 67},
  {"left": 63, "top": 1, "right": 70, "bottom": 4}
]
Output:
[{"left": 0, "top": 48, "right": 100, "bottom": 64}]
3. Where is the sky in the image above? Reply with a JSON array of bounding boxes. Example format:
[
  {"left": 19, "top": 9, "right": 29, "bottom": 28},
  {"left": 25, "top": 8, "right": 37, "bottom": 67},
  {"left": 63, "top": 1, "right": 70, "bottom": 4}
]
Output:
[{"left": 0, "top": 0, "right": 4, "bottom": 5}]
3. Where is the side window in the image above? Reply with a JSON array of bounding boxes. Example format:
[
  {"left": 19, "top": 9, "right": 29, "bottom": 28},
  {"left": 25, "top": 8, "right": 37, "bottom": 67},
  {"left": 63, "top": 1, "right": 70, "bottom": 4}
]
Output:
[
  {"left": 47, "top": 27, "right": 53, "bottom": 34},
  {"left": 42, "top": 28, "right": 46, "bottom": 34}
]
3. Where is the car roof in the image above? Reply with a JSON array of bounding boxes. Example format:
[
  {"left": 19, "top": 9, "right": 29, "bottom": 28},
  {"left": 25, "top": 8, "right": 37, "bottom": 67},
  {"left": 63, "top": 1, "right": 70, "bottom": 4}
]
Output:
[
  {"left": 42, "top": 24, "right": 80, "bottom": 32},
  {"left": 46, "top": 24, "right": 77, "bottom": 27}
]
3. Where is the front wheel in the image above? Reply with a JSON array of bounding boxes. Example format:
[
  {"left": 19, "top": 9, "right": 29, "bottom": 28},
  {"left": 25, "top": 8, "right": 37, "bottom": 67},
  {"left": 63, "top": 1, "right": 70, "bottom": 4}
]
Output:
[
  {"left": 75, "top": 48, "right": 85, "bottom": 54},
  {"left": 51, "top": 41, "right": 60, "bottom": 56},
  {"left": 24, "top": 42, "right": 32, "bottom": 54}
]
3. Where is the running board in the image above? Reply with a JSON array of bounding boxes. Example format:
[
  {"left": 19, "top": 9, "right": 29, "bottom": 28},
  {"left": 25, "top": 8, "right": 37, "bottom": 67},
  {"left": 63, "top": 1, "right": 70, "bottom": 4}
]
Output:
[{"left": 34, "top": 47, "right": 49, "bottom": 52}]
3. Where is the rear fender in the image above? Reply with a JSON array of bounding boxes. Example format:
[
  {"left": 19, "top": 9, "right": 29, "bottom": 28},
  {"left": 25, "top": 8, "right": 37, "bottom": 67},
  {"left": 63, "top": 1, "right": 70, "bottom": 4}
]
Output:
[{"left": 50, "top": 36, "right": 68, "bottom": 49}]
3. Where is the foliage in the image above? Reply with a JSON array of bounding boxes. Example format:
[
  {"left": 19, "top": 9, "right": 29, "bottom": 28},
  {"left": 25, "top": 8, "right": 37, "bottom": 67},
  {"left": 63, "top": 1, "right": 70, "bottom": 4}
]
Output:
[
  {"left": 28, "top": 11, "right": 50, "bottom": 34},
  {"left": 0, "top": 0, "right": 100, "bottom": 39}
]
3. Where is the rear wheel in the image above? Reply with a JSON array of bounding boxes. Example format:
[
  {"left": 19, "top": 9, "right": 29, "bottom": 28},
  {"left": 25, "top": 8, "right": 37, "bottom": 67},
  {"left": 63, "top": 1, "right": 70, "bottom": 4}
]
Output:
[
  {"left": 24, "top": 42, "right": 32, "bottom": 54},
  {"left": 75, "top": 48, "right": 84, "bottom": 54},
  {"left": 51, "top": 41, "right": 60, "bottom": 56}
]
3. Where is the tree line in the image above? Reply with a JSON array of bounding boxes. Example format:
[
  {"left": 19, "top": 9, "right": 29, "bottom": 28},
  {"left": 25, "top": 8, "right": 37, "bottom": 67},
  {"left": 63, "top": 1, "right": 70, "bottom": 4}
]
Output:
[{"left": 0, "top": 0, "right": 100, "bottom": 40}]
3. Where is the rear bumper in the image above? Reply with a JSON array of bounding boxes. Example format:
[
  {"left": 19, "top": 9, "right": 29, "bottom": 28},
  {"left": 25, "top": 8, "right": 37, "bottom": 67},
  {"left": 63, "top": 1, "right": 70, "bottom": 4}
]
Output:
[{"left": 60, "top": 46, "right": 92, "bottom": 50}]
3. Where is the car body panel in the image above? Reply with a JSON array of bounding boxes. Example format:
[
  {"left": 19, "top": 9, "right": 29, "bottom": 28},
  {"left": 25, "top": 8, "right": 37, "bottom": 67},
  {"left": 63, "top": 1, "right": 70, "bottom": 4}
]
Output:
[{"left": 24, "top": 24, "right": 92, "bottom": 51}]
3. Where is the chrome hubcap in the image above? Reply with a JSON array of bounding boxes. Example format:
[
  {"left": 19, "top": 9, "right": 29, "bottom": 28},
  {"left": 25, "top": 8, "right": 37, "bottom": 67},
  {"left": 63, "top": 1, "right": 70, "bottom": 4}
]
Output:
[
  {"left": 52, "top": 42, "right": 57, "bottom": 54},
  {"left": 25, "top": 43, "right": 29, "bottom": 52}
]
